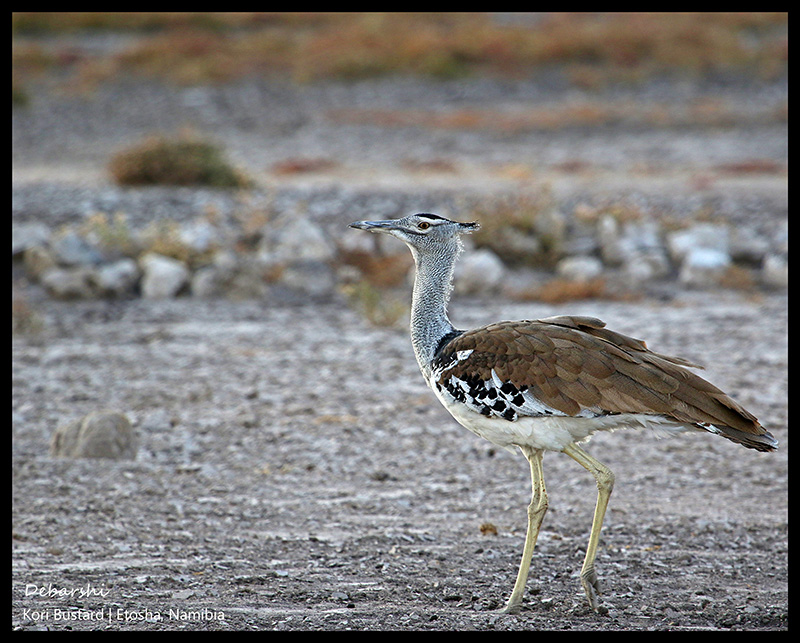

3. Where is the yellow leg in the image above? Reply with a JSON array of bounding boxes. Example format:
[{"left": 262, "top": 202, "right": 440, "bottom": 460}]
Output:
[
  {"left": 502, "top": 446, "right": 548, "bottom": 614},
  {"left": 562, "top": 443, "right": 615, "bottom": 612}
]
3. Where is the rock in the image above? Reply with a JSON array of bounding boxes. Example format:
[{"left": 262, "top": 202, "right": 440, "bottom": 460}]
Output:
[
  {"left": 623, "top": 253, "right": 669, "bottom": 284},
  {"left": 139, "top": 252, "right": 189, "bottom": 298},
  {"left": 666, "top": 223, "right": 730, "bottom": 264},
  {"left": 679, "top": 247, "right": 732, "bottom": 288},
  {"left": 279, "top": 260, "right": 336, "bottom": 297},
  {"left": 613, "top": 220, "right": 671, "bottom": 283},
  {"left": 556, "top": 255, "right": 603, "bottom": 282},
  {"left": 178, "top": 219, "right": 220, "bottom": 254},
  {"left": 597, "top": 215, "right": 624, "bottom": 266},
  {"left": 258, "top": 214, "right": 336, "bottom": 265},
  {"left": 485, "top": 227, "right": 542, "bottom": 265},
  {"left": 562, "top": 233, "right": 598, "bottom": 257},
  {"left": 92, "top": 258, "right": 140, "bottom": 297},
  {"left": 50, "top": 411, "right": 138, "bottom": 460},
  {"left": 729, "top": 226, "right": 771, "bottom": 266},
  {"left": 455, "top": 248, "right": 506, "bottom": 294},
  {"left": 533, "top": 208, "right": 566, "bottom": 249},
  {"left": 773, "top": 219, "right": 788, "bottom": 254},
  {"left": 254, "top": 213, "right": 338, "bottom": 296},
  {"left": 226, "top": 267, "right": 270, "bottom": 299},
  {"left": 40, "top": 266, "right": 98, "bottom": 299},
  {"left": 191, "top": 252, "right": 269, "bottom": 299},
  {"left": 12, "top": 222, "right": 51, "bottom": 257},
  {"left": 22, "top": 245, "right": 58, "bottom": 280},
  {"left": 50, "top": 230, "right": 104, "bottom": 266},
  {"left": 761, "top": 254, "right": 788, "bottom": 289},
  {"left": 190, "top": 266, "right": 223, "bottom": 298}
]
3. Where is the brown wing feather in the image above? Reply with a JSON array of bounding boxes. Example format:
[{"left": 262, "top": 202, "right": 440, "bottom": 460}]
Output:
[{"left": 434, "top": 316, "right": 776, "bottom": 451}]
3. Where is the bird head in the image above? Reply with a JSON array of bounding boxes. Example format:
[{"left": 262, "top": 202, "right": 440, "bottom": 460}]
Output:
[{"left": 349, "top": 213, "right": 479, "bottom": 253}]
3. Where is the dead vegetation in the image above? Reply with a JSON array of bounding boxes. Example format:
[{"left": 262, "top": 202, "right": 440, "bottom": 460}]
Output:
[
  {"left": 326, "top": 94, "right": 788, "bottom": 134},
  {"left": 12, "top": 12, "right": 788, "bottom": 90},
  {"left": 109, "top": 132, "right": 251, "bottom": 188},
  {"left": 468, "top": 191, "right": 563, "bottom": 268}
]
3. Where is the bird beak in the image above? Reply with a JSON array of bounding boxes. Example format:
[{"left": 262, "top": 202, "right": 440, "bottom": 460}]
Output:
[{"left": 349, "top": 220, "right": 399, "bottom": 233}]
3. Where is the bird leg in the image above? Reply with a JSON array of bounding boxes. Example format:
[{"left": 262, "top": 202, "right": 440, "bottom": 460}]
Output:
[
  {"left": 562, "top": 443, "right": 615, "bottom": 612},
  {"left": 502, "top": 446, "right": 548, "bottom": 614}
]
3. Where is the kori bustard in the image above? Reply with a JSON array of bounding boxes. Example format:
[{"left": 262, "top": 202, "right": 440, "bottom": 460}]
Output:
[{"left": 349, "top": 213, "right": 777, "bottom": 614}]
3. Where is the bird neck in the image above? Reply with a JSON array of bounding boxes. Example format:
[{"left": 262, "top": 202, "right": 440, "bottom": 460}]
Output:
[{"left": 408, "top": 240, "right": 460, "bottom": 379}]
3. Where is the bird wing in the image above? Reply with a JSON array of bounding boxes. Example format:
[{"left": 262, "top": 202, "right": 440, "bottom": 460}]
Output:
[{"left": 431, "top": 315, "right": 776, "bottom": 451}]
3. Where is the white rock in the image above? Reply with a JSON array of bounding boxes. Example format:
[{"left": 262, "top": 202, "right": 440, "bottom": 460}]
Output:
[
  {"left": 597, "top": 215, "right": 623, "bottom": 266},
  {"left": 622, "top": 248, "right": 671, "bottom": 283},
  {"left": 761, "top": 254, "right": 788, "bottom": 289},
  {"left": 679, "top": 247, "right": 731, "bottom": 288},
  {"left": 556, "top": 255, "right": 603, "bottom": 282},
  {"left": 50, "top": 230, "right": 104, "bottom": 266},
  {"left": 455, "top": 248, "right": 506, "bottom": 294},
  {"left": 12, "top": 222, "right": 51, "bottom": 257},
  {"left": 40, "top": 267, "right": 98, "bottom": 299},
  {"left": 93, "top": 258, "right": 140, "bottom": 297},
  {"left": 610, "top": 220, "right": 671, "bottom": 282},
  {"left": 179, "top": 220, "right": 219, "bottom": 254},
  {"left": 139, "top": 252, "right": 189, "bottom": 298},
  {"left": 621, "top": 220, "right": 664, "bottom": 255},
  {"left": 666, "top": 223, "right": 730, "bottom": 263},
  {"left": 259, "top": 214, "right": 336, "bottom": 265}
]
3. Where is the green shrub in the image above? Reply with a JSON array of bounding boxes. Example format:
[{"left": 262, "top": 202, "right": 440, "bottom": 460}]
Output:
[{"left": 109, "top": 134, "right": 250, "bottom": 188}]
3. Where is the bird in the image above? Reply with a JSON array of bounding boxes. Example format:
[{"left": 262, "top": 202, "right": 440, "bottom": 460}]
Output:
[{"left": 348, "top": 213, "right": 777, "bottom": 614}]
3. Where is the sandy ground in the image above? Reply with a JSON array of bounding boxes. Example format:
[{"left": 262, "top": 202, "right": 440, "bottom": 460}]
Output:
[
  {"left": 12, "top": 70, "right": 787, "bottom": 630},
  {"left": 12, "top": 292, "right": 787, "bottom": 631}
]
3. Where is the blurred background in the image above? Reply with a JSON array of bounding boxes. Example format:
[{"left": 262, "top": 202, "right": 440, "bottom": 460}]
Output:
[{"left": 12, "top": 11, "right": 788, "bottom": 308}]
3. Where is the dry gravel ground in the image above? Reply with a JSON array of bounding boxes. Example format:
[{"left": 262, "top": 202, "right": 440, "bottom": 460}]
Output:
[
  {"left": 12, "top": 71, "right": 787, "bottom": 631},
  {"left": 12, "top": 292, "right": 787, "bottom": 631}
]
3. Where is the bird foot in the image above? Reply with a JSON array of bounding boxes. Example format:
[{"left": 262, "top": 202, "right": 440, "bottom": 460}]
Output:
[{"left": 580, "top": 567, "right": 606, "bottom": 613}]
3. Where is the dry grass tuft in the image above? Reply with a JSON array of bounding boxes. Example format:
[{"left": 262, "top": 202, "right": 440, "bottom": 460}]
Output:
[
  {"left": 468, "top": 191, "right": 562, "bottom": 267},
  {"left": 109, "top": 133, "right": 251, "bottom": 188},
  {"left": 343, "top": 280, "right": 408, "bottom": 328},
  {"left": 718, "top": 265, "right": 758, "bottom": 291},
  {"left": 271, "top": 157, "right": 339, "bottom": 175},
  {"left": 512, "top": 276, "right": 644, "bottom": 303},
  {"left": 713, "top": 159, "right": 785, "bottom": 174},
  {"left": 517, "top": 277, "right": 610, "bottom": 303}
]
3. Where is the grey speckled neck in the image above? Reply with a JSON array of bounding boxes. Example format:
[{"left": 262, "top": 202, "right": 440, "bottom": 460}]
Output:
[{"left": 407, "top": 237, "right": 462, "bottom": 380}]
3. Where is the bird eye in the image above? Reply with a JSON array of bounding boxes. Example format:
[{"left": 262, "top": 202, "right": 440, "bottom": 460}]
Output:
[{"left": 418, "top": 222, "right": 430, "bottom": 230}]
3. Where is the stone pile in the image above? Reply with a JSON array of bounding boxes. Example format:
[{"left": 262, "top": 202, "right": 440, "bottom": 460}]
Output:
[
  {"left": 467, "top": 209, "right": 787, "bottom": 295},
  {"left": 12, "top": 209, "right": 788, "bottom": 301},
  {"left": 12, "top": 212, "right": 342, "bottom": 301}
]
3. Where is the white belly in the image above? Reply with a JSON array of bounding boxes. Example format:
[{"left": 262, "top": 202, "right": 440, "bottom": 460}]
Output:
[{"left": 433, "top": 383, "right": 692, "bottom": 453}]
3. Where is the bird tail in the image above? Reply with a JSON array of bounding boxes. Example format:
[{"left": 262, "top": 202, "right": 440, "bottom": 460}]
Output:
[{"left": 702, "top": 423, "right": 779, "bottom": 452}]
